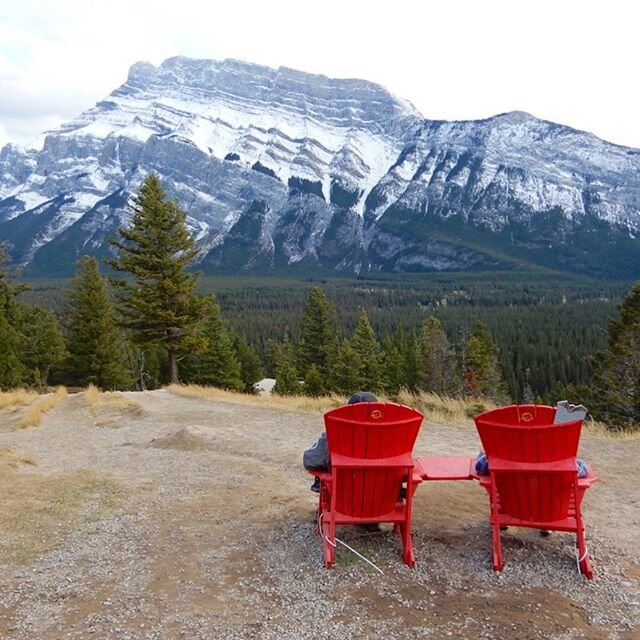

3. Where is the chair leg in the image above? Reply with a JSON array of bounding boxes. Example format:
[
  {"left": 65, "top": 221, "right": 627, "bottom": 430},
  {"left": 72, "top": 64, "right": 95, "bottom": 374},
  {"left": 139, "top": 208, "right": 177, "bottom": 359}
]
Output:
[
  {"left": 327, "top": 513, "right": 339, "bottom": 569},
  {"left": 323, "top": 538, "right": 334, "bottom": 568},
  {"left": 573, "top": 485, "right": 593, "bottom": 579},
  {"left": 321, "top": 517, "right": 335, "bottom": 568},
  {"left": 400, "top": 521, "right": 416, "bottom": 568},
  {"left": 576, "top": 525, "right": 593, "bottom": 579},
  {"left": 316, "top": 481, "right": 329, "bottom": 536},
  {"left": 491, "top": 521, "right": 504, "bottom": 572},
  {"left": 488, "top": 481, "right": 504, "bottom": 571}
]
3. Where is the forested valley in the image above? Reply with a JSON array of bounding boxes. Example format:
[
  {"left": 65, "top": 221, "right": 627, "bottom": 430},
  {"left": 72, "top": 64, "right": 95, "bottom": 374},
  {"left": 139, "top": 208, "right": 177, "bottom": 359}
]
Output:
[
  {"left": 3, "top": 175, "right": 638, "bottom": 432},
  {"left": 200, "top": 271, "right": 627, "bottom": 404},
  {"left": 17, "top": 269, "right": 628, "bottom": 403}
]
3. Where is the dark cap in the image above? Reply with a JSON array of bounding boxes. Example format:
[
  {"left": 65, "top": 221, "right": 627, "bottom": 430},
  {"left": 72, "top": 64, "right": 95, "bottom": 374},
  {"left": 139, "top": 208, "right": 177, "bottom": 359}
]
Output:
[{"left": 347, "top": 391, "right": 378, "bottom": 404}]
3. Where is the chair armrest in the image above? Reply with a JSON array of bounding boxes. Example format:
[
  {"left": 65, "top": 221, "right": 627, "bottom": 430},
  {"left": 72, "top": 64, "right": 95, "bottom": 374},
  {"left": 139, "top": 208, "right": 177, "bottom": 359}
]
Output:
[
  {"left": 488, "top": 456, "right": 577, "bottom": 473},
  {"left": 307, "top": 469, "right": 332, "bottom": 482},
  {"left": 578, "top": 466, "right": 598, "bottom": 487},
  {"left": 331, "top": 452, "right": 414, "bottom": 469}
]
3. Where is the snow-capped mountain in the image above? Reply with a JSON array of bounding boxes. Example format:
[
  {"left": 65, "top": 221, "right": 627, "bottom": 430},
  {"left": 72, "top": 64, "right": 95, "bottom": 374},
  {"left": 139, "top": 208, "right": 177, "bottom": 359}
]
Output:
[{"left": 1, "top": 56, "right": 640, "bottom": 278}]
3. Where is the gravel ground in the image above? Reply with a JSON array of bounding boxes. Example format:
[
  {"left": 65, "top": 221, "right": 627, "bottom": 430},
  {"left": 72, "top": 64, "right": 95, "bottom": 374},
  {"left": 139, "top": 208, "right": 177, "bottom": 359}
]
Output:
[{"left": 0, "top": 389, "right": 638, "bottom": 640}]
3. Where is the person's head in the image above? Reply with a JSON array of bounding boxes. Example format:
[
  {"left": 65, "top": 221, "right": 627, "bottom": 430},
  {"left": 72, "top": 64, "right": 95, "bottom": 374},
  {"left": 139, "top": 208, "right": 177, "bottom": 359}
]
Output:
[{"left": 347, "top": 391, "right": 378, "bottom": 404}]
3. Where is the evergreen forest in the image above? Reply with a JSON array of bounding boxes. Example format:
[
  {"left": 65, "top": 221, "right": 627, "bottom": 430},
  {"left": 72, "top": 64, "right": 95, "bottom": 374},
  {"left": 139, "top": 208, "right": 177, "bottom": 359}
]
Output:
[{"left": 14, "top": 268, "right": 636, "bottom": 418}]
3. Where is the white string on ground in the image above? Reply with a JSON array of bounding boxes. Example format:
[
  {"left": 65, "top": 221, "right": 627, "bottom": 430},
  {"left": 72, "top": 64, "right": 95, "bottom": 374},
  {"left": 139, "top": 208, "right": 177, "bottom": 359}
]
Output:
[
  {"left": 576, "top": 545, "right": 588, "bottom": 574},
  {"left": 318, "top": 512, "right": 384, "bottom": 575}
]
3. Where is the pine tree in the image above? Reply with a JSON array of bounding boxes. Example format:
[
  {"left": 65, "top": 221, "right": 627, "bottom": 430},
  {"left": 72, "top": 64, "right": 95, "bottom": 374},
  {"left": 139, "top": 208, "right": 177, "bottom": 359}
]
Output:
[
  {"left": 521, "top": 368, "right": 535, "bottom": 403},
  {"left": 182, "top": 300, "right": 243, "bottom": 390},
  {"left": 108, "top": 174, "right": 209, "bottom": 383},
  {"left": 349, "top": 310, "right": 383, "bottom": 392},
  {"left": 0, "top": 313, "right": 24, "bottom": 389},
  {"left": 297, "top": 287, "right": 337, "bottom": 387},
  {"left": 304, "top": 363, "right": 324, "bottom": 397},
  {"left": 418, "top": 316, "right": 456, "bottom": 395},
  {"left": 272, "top": 340, "right": 302, "bottom": 395},
  {"left": 402, "top": 332, "right": 421, "bottom": 393},
  {"left": 63, "top": 256, "right": 130, "bottom": 389},
  {"left": 20, "top": 306, "right": 66, "bottom": 388},
  {"left": 328, "top": 340, "right": 362, "bottom": 395},
  {"left": 232, "top": 333, "right": 263, "bottom": 393},
  {"left": 381, "top": 336, "right": 404, "bottom": 395},
  {"left": 592, "top": 281, "right": 640, "bottom": 430},
  {"left": 0, "top": 247, "right": 26, "bottom": 388},
  {"left": 464, "top": 321, "right": 505, "bottom": 401}
]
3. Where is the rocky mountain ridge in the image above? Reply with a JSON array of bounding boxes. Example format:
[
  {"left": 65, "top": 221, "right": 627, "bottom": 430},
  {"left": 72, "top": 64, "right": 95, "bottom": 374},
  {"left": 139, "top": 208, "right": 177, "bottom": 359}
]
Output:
[{"left": 1, "top": 56, "right": 639, "bottom": 278}]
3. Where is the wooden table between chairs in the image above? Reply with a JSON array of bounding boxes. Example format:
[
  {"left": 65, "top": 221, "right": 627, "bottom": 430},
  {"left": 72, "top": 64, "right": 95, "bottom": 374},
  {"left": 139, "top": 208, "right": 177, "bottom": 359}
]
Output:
[{"left": 414, "top": 455, "right": 477, "bottom": 481}]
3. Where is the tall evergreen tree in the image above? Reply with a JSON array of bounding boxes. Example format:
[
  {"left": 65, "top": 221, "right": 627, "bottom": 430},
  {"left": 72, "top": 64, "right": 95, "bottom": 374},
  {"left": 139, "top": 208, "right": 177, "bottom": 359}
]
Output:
[
  {"left": 328, "top": 340, "right": 362, "bottom": 395},
  {"left": 464, "top": 321, "right": 505, "bottom": 401},
  {"left": 521, "top": 368, "right": 535, "bottom": 403},
  {"left": 232, "top": 333, "right": 263, "bottom": 394},
  {"left": 0, "top": 247, "right": 26, "bottom": 388},
  {"left": 303, "top": 363, "right": 324, "bottom": 397},
  {"left": 381, "top": 336, "right": 404, "bottom": 395},
  {"left": 402, "top": 332, "right": 421, "bottom": 393},
  {"left": 297, "top": 287, "right": 338, "bottom": 386},
  {"left": 108, "top": 174, "right": 209, "bottom": 383},
  {"left": 20, "top": 306, "right": 66, "bottom": 388},
  {"left": 418, "top": 316, "right": 456, "bottom": 395},
  {"left": 63, "top": 256, "right": 130, "bottom": 389},
  {"left": 182, "top": 300, "right": 243, "bottom": 390},
  {"left": 592, "top": 281, "right": 640, "bottom": 430},
  {"left": 272, "top": 339, "right": 302, "bottom": 396},
  {"left": 349, "top": 310, "right": 383, "bottom": 392}
]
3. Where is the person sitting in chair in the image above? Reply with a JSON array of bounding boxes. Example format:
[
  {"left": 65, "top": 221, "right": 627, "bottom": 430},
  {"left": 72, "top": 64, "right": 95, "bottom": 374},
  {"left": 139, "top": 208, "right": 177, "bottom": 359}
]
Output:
[{"left": 303, "top": 391, "right": 378, "bottom": 493}]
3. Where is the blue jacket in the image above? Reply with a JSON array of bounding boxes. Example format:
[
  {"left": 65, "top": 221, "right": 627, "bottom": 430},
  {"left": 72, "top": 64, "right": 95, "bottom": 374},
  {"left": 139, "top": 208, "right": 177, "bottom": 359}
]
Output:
[{"left": 303, "top": 432, "right": 329, "bottom": 471}]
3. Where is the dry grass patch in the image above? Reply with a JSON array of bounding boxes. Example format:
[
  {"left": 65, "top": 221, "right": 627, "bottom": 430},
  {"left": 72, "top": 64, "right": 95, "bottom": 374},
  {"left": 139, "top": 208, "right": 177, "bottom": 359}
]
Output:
[
  {"left": 581, "top": 418, "right": 640, "bottom": 440},
  {"left": 0, "top": 469, "right": 126, "bottom": 564},
  {"left": 0, "top": 389, "right": 38, "bottom": 412},
  {"left": 168, "top": 384, "right": 348, "bottom": 413},
  {"left": 84, "top": 384, "right": 139, "bottom": 417},
  {"left": 168, "top": 384, "right": 496, "bottom": 425},
  {"left": 396, "top": 390, "right": 496, "bottom": 425},
  {"left": 0, "top": 446, "right": 36, "bottom": 471},
  {"left": 16, "top": 386, "right": 68, "bottom": 429},
  {"left": 167, "top": 385, "right": 639, "bottom": 437}
]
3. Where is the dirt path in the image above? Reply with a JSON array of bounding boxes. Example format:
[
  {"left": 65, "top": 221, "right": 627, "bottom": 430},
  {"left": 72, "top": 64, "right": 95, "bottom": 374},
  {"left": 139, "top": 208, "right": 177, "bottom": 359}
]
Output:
[{"left": 0, "top": 389, "right": 638, "bottom": 639}]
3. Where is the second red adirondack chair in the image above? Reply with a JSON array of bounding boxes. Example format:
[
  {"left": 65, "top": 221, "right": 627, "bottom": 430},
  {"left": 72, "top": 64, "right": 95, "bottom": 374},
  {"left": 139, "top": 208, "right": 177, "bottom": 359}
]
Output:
[
  {"left": 313, "top": 402, "right": 423, "bottom": 568},
  {"left": 474, "top": 405, "right": 597, "bottom": 578}
]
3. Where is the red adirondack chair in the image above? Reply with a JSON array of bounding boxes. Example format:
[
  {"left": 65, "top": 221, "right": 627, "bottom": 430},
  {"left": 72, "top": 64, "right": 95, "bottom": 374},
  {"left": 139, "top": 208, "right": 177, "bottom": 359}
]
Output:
[
  {"left": 474, "top": 405, "right": 597, "bottom": 578},
  {"left": 312, "top": 402, "right": 424, "bottom": 568}
]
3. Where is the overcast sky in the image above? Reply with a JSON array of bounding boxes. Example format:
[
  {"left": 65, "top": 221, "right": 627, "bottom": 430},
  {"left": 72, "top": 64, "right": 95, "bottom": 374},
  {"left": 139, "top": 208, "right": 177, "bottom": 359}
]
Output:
[{"left": 1, "top": 0, "right": 638, "bottom": 149}]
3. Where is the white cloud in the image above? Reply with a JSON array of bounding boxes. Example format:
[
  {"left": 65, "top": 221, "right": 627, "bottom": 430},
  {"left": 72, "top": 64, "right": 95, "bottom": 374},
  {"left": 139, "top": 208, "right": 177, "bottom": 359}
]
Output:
[
  {"left": 0, "top": 122, "right": 8, "bottom": 150},
  {"left": 0, "top": 0, "right": 639, "bottom": 148}
]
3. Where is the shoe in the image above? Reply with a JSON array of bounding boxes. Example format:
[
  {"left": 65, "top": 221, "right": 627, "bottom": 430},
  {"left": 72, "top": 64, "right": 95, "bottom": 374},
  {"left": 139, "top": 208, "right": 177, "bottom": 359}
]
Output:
[
  {"left": 540, "top": 529, "right": 551, "bottom": 537},
  {"left": 310, "top": 477, "right": 321, "bottom": 493},
  {"left": 358, "top": 523, "right": 381, "bottom": 532},
  {"left": 499, "top": 525, "right": 509, "bottom": 531}
]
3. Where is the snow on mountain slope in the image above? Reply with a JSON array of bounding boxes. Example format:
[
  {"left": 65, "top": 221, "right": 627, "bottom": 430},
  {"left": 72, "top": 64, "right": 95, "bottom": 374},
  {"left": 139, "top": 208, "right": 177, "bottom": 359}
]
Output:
[
  {"left": 1, "top": 56, "right": 640, "bottom": 278},
  {"left": 50, "top": 57, "right": 418, "bottom": 208}
]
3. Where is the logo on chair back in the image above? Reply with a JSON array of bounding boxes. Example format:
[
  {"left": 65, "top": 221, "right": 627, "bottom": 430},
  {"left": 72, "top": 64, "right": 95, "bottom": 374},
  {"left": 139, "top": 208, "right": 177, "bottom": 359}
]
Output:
[
  {"left": 370, "top": 409, "right": 383, "bottom": 420},
  {"left": 520, "top": 412, "right": 534, "bottom": 422}
]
